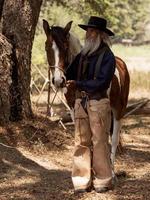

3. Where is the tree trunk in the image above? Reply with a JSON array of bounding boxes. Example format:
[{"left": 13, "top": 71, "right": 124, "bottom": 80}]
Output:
[
  {"left": 0, "top": 0, "right": 4, "bottom": 20},
  {"left": 0, "top": 34, "right": 12, "bottom": 122},
  {"left": 2, "top": 0, "right": 42, "bottom": 121}
]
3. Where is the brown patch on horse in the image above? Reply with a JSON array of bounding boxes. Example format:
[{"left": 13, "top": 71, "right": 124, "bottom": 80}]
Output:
[
  {"left": 110, "top": 57, "right": 130, "bottom": 120},
  {"left": 65, "top": 84, "right": 76, "bottom": 108}
]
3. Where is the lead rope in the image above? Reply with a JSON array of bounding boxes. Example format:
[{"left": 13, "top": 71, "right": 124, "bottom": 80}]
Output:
[
  {"left": 29, "top": 62, "right": 70, "bottom": 140},
  {"left": 49, "top": 66, "right": 65, "bottom": 73}
]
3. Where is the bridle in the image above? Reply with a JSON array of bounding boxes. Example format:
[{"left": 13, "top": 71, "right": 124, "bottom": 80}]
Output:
[
  {"left": 48, "top": 41, "right": 70, "bottom": 75},
  {"left": 49, "top": 65, "right": 65, "bottom": 73},
  {"left": 46, "top": 28, "right": 71, "bottom": 88}
]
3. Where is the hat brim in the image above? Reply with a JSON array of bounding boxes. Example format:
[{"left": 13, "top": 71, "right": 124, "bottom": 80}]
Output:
[{"left": 78, "top": 24, "right": 114, "bottom": 36}]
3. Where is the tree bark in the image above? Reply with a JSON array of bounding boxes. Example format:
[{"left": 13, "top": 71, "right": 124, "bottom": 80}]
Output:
[
  {"left": 0, "top": 34, "right": 12, "bottom": 122},
  {"left": 2, "top": 0, "right": 42, "bottom": 121},
  {"left": 0, "top": 0, "right": 4, "bottom": 20}
]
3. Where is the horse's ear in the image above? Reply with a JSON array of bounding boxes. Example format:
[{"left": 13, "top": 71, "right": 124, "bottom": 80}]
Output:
[
  {"left": 43, "top": 19, "right": 50, "bottom": 36},
  {"left": 64, "top": 21, "right": 73, "bottom": 34}
]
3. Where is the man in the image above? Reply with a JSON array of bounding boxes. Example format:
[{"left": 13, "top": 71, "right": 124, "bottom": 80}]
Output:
[{"left": 66, "top": 16, "right": 116, "bottom": 193}]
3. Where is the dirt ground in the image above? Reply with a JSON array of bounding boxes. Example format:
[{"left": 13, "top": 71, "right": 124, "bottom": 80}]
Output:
[{"left": 0, "top": 98, "right": 150, "bottom": 200}]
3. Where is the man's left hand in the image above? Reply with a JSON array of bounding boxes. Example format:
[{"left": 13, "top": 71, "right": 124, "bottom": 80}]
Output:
[{"left": 66, "top": 80, "right": 76, "bottom": 88}]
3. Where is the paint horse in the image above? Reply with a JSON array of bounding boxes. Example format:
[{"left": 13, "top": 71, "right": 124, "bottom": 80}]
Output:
[{"left": 43, "top": 19, "right": 130, "bottom": 172}]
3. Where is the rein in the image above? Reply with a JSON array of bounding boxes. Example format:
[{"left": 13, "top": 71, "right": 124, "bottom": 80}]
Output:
[
  {"left": 49, "top": 65, "right": 65, "bottom": 73},
  {"left": 29, "top": 88, "right": 59, "bottom": 140}
]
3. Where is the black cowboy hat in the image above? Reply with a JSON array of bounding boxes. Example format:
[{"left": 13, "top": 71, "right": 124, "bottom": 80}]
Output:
[{"left": 78, "top": 16, "right": 114, "bottom": 36}]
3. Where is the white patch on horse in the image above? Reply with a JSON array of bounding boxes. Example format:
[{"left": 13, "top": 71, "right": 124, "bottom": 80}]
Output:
[
  {"left": 52, "top": 40, "right": 59, "bottom": 67},
  {"left": 107, "top": 67, "right": 120, "bottom": 96},
  {"left": 114, "top": 67, "right": 120, "bottom": 86},
  {"left": 107, "top": 67, "right": 121, "bottom": 96},
  {"left": 111, "top": 116, "right": 122, "bottom": 167},
  {"left": 52, "top": 40, "right": 64, "bottom": 86},
  {"left": 107, "top": 83, "right": 111, "bottom": 97}
]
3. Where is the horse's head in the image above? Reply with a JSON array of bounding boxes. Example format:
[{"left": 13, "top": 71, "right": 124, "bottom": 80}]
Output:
[{"left": 43, "top": 19, "right": 73, "bottom": 88}]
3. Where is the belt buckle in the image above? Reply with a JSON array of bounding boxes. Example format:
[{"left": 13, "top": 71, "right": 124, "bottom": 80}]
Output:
[{"left": 81, "top": 91, "right": 87, "bottom": 98}]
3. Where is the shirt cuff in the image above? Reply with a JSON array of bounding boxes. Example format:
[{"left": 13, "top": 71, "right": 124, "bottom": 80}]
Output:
[{"left": 76, "top": 81, "right": 83, "bottom": 88}]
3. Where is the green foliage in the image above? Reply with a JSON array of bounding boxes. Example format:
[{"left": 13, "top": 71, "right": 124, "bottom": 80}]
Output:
[
  {"left": 37, "top": 2, "right": 85, "bottom": 38},
  {"left": 32, "top": 34, "right": 46, "bottom": 65},
  {"left": 32, "top": 2, "right": 86, "bottom": 66},
  {"left": 39, "top": 1, "right": 150, "bottom": 39},
  {"left": 32, "top": 0, "right": 150, "bottom": 68}
]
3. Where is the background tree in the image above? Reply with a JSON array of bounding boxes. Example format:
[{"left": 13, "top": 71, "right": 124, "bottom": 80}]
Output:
[
  {"left": 41, "top": 0, "right": 149, "bottom": 40},
  {"left": 32, "top": 0, "right": 150, "bottom": 68},
  {"left": 0, "top": 0, "right": 149, "bottom": 122},
  {"left": 0, "top": 0, "right": 4, "bottom": 20}
]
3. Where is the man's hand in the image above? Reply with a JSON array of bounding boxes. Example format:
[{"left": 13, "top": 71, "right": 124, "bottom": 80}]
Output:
[{"left": 66, "top": 80, "right": 76, "bottom": 89}]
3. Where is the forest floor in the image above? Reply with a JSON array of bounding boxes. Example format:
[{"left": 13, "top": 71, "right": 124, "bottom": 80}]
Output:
[{"left": 0, "top": 95, "right": 150, "bottom": 200}]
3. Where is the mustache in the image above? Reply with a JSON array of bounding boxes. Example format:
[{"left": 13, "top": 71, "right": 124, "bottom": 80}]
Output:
[{"left": 81, "top": 35, "right": 101, "bottom": 55}]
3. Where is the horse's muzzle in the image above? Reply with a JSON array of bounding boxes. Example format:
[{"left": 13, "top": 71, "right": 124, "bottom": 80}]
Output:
[
  {"left": 59, "top": 77, "right": 66, "bottom": 88},
  {"left": 52, "top": 76, "right": 66, "bottom": 88}
]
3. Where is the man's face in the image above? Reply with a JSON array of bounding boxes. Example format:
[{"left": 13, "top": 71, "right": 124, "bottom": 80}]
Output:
[
  {"left": 82, "top": 28, "right": 101, "bottom": 55},
  {"left": 86, "top": 28, "right": 100, "bottom": 40}
]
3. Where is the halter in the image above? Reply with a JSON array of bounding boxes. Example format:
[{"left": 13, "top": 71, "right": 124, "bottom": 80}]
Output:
[
  {"left": 49, "top": 65, "right": 65, "bottom": 73},
  {"left": 49, "top": 39, "right": 70, "bottom": 75},
  {"left": 46, "top": 26, "right": 74, "bottom": 81}
]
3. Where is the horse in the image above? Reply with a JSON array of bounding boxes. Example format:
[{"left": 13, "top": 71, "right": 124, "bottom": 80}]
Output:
[{"left": 43, "top": 19, "right": 130, "bottom": 173}]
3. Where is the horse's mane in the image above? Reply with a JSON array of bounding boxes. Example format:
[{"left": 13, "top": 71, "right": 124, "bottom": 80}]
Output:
[
  {"left": 51, "top": 26, "right": 82, "bottom": 64},
  {"left": 68, "top": 33, "right": 82, "bottom": 64},
  {"left": 51, "top": 26, "right": 66, "bottom": 51}
]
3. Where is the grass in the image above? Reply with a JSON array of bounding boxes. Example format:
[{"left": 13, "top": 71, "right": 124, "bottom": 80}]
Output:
[
  {"left": 130, "top": 70, "right": 150, "bottom": 90},
  {"left": 112, "top": 44, "right": 150, "bottom": 57},
  {"left": 112, "top": 44, "right": 150, "bottom": 98},
  {"left": 129, "top": 70, "right": 150, "bottom": 99}
]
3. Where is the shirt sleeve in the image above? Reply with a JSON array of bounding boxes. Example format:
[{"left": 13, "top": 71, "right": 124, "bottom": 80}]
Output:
[
  {"left": 65, "top": 54, "right": 81, "bottom": 80},
  {"left": 76, "top": 51, "right": 116, "bottom": 93}
]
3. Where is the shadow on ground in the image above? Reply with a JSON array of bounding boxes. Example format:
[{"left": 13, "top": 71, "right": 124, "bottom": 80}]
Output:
[
  {"left": 0, "top": 103, "right": 149, "bottom": 200},
  {"left": 0, "top": 144, "right": 76, "bottom": 200}
]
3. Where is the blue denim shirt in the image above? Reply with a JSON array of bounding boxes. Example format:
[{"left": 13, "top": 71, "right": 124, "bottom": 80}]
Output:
[{"left": 66, "top": 44, "right": 116, "bottom": 94}]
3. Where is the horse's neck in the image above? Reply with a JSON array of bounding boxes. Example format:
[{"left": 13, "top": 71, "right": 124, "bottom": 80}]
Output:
[{"left": 68, "top": 33, "right": 82, "bottom": 64}]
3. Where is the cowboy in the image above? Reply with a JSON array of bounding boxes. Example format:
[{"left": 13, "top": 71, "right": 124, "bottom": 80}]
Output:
[{"left": 66, "top": 16, "right": 116, "bottom": 193}]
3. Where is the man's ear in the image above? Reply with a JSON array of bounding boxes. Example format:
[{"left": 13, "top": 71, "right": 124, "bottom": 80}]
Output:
[
  {"left": 43, "top": 19, "right": 50, "bottom": 36},
  {"left": 64, "top": 21, "right": 73, "bottom": 35}
]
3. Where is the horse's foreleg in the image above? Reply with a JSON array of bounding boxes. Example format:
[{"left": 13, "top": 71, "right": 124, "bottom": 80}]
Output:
[{"left": 111, "top": 117, "right": 122, "bottom": 175}]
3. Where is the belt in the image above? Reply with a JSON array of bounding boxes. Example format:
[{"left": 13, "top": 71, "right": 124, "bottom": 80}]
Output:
[{"left": 76, "top": 90, "right": 108, "bottom": 100}]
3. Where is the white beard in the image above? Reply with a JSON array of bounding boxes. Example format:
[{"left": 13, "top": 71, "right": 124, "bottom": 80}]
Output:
[{"left": 81, "top": 35, "right": 101, "bottom": 56}]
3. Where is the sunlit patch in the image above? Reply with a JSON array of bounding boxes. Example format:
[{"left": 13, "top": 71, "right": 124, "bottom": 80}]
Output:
[
  {"left": 2, "top": 176, "right": 39, "bottom": 187},
  {"left": 2, "top": 159, "right": 32, "bottom": 173}
]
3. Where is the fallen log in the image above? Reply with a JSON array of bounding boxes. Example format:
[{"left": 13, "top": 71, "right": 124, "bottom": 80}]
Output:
[
  {"left": 124, "top": 99, "right": 150, "bottom": 118},
  {"left": 131, "top": 107, "right": 150, "bottom": 115}
]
